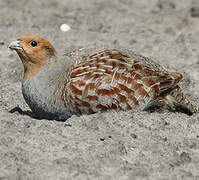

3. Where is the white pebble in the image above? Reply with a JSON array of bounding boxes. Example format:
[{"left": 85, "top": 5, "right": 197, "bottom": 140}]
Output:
[{"left": 60, "top": 24, "right": 71, "bottom": 32}]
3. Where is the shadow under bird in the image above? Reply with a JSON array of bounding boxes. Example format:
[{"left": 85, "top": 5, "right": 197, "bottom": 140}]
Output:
[{"left": 8, "top": 35, "right": 197, "bottom": 120}]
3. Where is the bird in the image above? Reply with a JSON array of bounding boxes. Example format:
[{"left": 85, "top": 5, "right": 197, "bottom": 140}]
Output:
[{"left": 8, "top": 35, "right": 197, "bottom": 120}]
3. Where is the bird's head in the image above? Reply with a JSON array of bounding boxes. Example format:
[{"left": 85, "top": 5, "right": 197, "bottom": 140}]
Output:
[{"left": 9, "top": 35, "right": 57, "bottom": 81}]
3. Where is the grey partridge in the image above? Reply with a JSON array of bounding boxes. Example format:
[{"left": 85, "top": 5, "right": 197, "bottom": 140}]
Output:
[{"left": 8, "top": 35, "right": 197, "bottom": 120}]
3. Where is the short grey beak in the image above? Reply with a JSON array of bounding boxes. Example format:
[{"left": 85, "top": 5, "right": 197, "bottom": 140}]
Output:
[{"left": 8, "top": 40, "right": 22, "bottom": 50}]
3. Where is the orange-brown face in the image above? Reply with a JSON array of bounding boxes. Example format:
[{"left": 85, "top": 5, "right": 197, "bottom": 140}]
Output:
[
  {"left": 10, "top": 35, "right": 57, "bottom": 64},
  {"left": 9, "top": 35, "right": 57, "bottom": 80}
]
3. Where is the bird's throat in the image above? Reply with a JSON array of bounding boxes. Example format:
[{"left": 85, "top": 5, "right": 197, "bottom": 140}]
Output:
[{"left": 17, "top": 51, "right": 45, "bottom": 81}]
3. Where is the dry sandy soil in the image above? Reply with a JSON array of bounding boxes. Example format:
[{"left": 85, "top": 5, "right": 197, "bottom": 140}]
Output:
[{"left": 0, "top": 0, "right": 199, "bottom": 179}]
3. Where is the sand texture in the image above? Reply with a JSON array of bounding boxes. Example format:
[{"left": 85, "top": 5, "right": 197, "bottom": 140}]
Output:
[{"left": 0, "top": 0, "right": 199, "bottom": 179}]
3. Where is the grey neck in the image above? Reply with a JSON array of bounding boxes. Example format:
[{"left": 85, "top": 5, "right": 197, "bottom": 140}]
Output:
[{"left": 21, "top": 55, "right": 73, "bottom": 119}]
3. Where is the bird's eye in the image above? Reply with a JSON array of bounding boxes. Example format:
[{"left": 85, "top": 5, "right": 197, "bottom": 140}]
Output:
[{"left": 30, "top": 40, "right": 38, "bottom": 47}]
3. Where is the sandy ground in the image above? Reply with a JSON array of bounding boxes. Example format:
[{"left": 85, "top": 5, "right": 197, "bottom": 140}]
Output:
[{"left": 0, "top": 0, "right": 199, "bottom": 179}]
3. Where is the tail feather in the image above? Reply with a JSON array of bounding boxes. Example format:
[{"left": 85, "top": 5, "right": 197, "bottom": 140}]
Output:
[
  {"left": 144, "top": 85, "right": 197, "bottom": 115},
  {"left": 162, "top": 85, "right": 197, "bottom": 115}
]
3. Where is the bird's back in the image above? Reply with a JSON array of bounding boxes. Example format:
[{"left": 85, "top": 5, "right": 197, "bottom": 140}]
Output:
[{"left": 57, "top": 47, "right": 196, "bottom": 115}]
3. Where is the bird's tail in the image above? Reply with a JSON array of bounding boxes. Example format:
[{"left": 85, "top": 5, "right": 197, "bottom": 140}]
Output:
[
  {"left": 162, "top": 85, "right": 197, "bottom": 115},
  {"left": 144, "top": 85, "right": 197, "bottom": 115}
]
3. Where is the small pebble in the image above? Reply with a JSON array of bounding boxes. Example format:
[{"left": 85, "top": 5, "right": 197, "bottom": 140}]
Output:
[
  {"left": 131, "top": 133, "right": 137, "bottom": 139},
  {"left": 60, "top": 24, "right": 71, "bottom": 32},
  {"left": 100, "top": 137, "right": 105, "bottom": 141}
]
